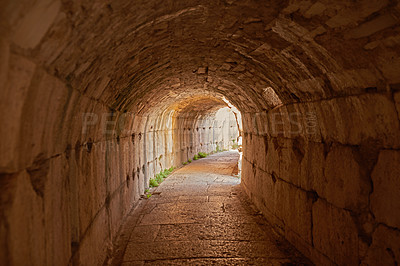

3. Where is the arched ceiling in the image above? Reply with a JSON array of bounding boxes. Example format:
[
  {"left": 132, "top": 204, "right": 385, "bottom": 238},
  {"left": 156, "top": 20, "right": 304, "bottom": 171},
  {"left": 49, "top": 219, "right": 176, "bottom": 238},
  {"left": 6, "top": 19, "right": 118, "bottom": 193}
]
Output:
[{"left": 21, "top": 0, "right": 400, "bottom": 115}]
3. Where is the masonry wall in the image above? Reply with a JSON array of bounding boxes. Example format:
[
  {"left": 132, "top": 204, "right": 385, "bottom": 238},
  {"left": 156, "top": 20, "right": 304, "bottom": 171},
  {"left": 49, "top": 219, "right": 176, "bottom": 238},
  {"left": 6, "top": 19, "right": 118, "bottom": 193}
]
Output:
[
  {"left": 0, "top": 63, "right": 238, "bottom": 265},
  {"left": 241, "top": 92, "right": 400, "bottom": 265}
]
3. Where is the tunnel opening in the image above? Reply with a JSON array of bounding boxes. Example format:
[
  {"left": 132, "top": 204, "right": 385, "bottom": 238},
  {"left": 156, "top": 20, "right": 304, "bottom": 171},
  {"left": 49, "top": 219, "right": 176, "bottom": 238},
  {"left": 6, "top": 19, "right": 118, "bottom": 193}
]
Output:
[{"left": 139, "top": 94, "right": 243, "bottom": 190}]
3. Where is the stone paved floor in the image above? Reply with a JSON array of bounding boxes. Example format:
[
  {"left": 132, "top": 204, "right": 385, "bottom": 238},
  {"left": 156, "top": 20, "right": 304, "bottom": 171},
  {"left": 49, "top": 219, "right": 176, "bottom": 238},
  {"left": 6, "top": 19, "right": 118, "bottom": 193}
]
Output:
[{"left": 111, "top": 151, "right": 312, "bottom": 265}]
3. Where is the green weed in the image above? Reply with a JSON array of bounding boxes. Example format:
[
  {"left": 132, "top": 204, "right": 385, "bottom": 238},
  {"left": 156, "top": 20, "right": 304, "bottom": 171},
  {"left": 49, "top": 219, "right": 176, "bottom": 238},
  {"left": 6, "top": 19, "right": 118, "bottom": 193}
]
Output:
[
  {"left": 198, "top": 152, "right": 207, "bottom": 158},
  {"left": 151, "top": 166, "right": 176, "bottom": 187},
  {"left": 149, "top": 179, "right": 159, "bottom": 187},
  {"left": 155, "top": 173, "right": 164, "bottom": 184}
]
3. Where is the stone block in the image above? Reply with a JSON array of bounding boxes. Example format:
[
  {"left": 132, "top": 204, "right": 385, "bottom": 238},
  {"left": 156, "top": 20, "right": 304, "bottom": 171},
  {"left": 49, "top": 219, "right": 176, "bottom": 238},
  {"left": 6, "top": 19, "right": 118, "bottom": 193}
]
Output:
[
  {"left": 12, "top": 0, "right": 61, "bottom": 49},
  {"left": 0, "top": 40, "right": 9, "bottom": 91},
  {"left": 282, "top": 183, "right": 313, "bottom": 245},
  {"left": 253, "top": 135, "right": 267, "bottom": 170},
  {"left": 232, "top": 65, "right": 245, "bottom": 72},
  {"left": 395, "top": 92, "right": 400, "bottom": 121},
  {"left": 325, "top": 13, "right": 355, "bottom": 28},
  {"left": 312, "top": 200, "right": 358, "bottom": 265},
  {"left": 314, "top": 100, "right": 345, "bottom": 143},
  {"left": 326, "top": 69, "right": 379, "bottom": 94},
  {"left": 282, "top": 1, "right": 313, "bottom": 15},
  {"left": 197, "top": 67, "right": 207, "bottom": 74},
  {"left": 251, "top": 43, "right": 271, "bottom": 56},
  {"left": 326, "top": 0, "right": 389, "bottom": 28},
  {"left": 265, "top": 137, "right": 280, "bottom": 175},
  {"left": 304, "top": 2, "right": 326, "bottom": 18},
  {"left": 242, "top": 133, "right": 252, "bottom": 162},
  {"left": 78, "top": 206, "right": 110, "bottom": 266},
  {"left": 43, "top": 155, "right": 71, "bottom": 265},
  {"left": 250, "top": 166, "right": 269, "bottom": 211},
  {"left": 0, "top": 171, "right": 46, "bottom": 265},
  {"left": 267, "top": 106, "right": 289, "bottom": 138},
  {"left": 346, "top": 13, "right": 397, "bottom": 39},
  {"left": 363, "top": 41, "right": 380, "bottom": 50},
  {"left": 297, "top": 102, "right": 322, "bottom": 142},
  {"left": 317, "top": 95, "right": 400, "bottom": 147},
  {"left": 221, "top": 63, "right": 231, "bottom": 71},
  {"left": 370, "top": 150, "right": 400, "bottom": 229},
  {"left": 285, "top": 104, "right": 304, "bottom": 139},
  {"left": 279, "top": 139, "right": 302, "bottom": 187},
  {"left": 378, "top": 56, "right": 400, "bottom": 83},
  {"left": 362, "top": 225, "right": 400, "bottom": 265},
  {"left": 299, "top": 141, "right": 324, "bottom": 191},
  {"left": 253, "top": 112, "right": 269, "bottom": 136},
  {"left": 110, "top": 188, "right": 125, "bottom": 237},
  {"left": 307, "top": 26, "right": 327, "bottom": 38},
  {"left": 19, "top": 70, "right": 73, "bottom": 166},
  {"left": 322, "top": 144, "right": 371, "bottom": 210},
  {"left": 0, "top": 54, "right": 35, "bottom": 171}
]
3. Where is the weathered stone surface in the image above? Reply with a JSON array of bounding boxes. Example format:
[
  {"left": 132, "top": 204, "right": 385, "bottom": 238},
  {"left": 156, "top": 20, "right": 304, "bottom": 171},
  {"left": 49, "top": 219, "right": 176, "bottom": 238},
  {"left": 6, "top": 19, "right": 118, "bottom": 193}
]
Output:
[
  {"left": 325, "top": 0, "right": 389, "bottom": 28},
  {"left": 312, "top": 200, "right": 358, "bottom": 265},
  {"left": 346, "top": 13, "right": 398, "bottom": 39},
  {"left": 395, "top": 92, "right": 400, "bottom": 121},
  {"left": 370, "top": 150, "right": 400, "bottom": 229},
  {"left": 317, "top": 95, "right": 400, "bottom": 147},
  {"left": 300, "top": 141, "right": 324, "bottom": 191},
  {"left": 0, "top": 171, "right": 46, "bottom": 265},
  {"left": 322, "top": 144, "right": 371, "bottom": 210},
  {"left": 280, "top": 182, "right": 313, "bottom": 245},
  {"left": 0, "top": 54, "right": 35, "bottom": 171},
  {"left": 362, "top": 225, "right": 400, "bottom": 265},
  {"left": 304, "top": 2, "right": 326, "bottom": 18},
  {"left": 11, "top": 0, "right": 61, "bottom": 49},
  {"left": 378, "top": 56, "right": 400, "bottom": 83},
  {"left": 326, "top": 69, "right": 379, "bottom": 94}
]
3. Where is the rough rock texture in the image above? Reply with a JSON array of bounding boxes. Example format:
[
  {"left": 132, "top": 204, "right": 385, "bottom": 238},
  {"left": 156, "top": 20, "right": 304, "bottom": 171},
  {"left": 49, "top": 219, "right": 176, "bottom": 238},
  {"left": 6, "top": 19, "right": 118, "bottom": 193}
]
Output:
[{"left": 1, "top": 0, "right": 400, "bottom": 265}]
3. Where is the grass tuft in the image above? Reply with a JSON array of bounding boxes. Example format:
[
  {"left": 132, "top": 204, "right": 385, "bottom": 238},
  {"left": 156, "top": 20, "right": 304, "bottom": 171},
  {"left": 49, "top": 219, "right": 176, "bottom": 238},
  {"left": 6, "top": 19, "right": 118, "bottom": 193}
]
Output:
[
  {"left": 198, "top": 152, "right": 207, "bottom": 158},
  {"left": 149, "top": 179, "right": 159, "bottom": 187},
  {"left": 150, "top": 166, "right": 176, "bottom": 187},
  {"left": 155, "top": 173, "right": 164, "bottom": 184}
]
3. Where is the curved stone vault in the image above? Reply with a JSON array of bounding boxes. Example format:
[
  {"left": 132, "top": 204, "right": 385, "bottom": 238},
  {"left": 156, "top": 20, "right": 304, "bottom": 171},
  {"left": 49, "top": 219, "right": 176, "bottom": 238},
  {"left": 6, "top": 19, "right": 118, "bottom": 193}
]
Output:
[{"left": 0, "top": 0, "right": 400, "bottom": 265}]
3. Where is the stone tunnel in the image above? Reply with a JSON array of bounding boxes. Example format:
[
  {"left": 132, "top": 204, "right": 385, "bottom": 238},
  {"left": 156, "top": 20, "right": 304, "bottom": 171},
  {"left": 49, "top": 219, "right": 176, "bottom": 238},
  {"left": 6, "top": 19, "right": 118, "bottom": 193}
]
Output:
[{"left": 1, "top": 0, "right": 400, "bottom": 265}]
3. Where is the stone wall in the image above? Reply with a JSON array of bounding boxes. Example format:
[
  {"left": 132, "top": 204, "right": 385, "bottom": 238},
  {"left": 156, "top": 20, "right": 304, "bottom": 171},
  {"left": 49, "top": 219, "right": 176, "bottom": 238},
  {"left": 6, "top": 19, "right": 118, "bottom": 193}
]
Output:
[
  {"left": 241, "top": 91, "right": 400, "bottom": 265},
  {"left": 0, "top": 78, "right": 238, "bottom": 265}
]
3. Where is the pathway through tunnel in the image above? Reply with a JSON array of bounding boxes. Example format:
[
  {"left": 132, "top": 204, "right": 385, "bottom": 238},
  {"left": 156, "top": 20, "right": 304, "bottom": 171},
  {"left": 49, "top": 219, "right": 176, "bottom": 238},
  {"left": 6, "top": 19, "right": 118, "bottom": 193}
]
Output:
[{"left": 109, "top": 151, "right": 312, "bottom": 265}]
